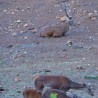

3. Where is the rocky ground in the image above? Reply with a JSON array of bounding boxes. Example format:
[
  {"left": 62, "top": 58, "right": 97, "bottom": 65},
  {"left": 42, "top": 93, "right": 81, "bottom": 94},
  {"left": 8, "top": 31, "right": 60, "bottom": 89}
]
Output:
[{"left": 0, "top": 0, "right": 98, "bottom": 98}]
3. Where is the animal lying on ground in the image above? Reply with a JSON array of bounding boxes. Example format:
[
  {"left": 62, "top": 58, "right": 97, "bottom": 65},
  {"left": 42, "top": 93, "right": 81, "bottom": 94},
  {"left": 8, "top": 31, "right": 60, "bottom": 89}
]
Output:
[
  {"left": 23, "top": 87, "right": 41, "bottom": 98},
  {"left": 23, "top": 87, "right": 79, "bottom": 98},
  {"left": 42, "top": 86, "right": 74, "bottom": 98},
  {"left": 33, "top": 75, "right": 93, "bottom": 96},
  {"left": 40, "top": 18, "right": 69, "bottom": 37}
]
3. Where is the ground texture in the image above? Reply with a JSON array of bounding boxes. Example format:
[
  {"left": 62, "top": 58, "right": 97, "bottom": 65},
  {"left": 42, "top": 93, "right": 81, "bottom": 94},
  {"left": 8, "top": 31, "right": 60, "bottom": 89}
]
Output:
[{"left": 0, "top": 0, "right": 98, "bottom": 98}]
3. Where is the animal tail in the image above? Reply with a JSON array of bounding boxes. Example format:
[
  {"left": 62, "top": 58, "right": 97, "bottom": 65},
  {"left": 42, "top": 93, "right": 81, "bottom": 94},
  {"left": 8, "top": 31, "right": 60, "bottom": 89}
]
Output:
[
  {"left": 70, "top": 81, "right": 94, "bottom": 96},
  {"left": 69, "top": 80, "right": 86, "bottom": 89}
]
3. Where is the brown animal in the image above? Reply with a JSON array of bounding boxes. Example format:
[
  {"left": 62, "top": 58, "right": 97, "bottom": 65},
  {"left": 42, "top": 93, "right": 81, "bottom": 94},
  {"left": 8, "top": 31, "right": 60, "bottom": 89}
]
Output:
[
  {"left": 23, "top": 87, "right": 41, "bottom": 98},
  {"left": 40, "top": 21, "right": 69, "bottom": 37},
  {"left": 34, "top": 75, "right": 93, "bottom": 96},
  {"left": 23, "top": 87, "right": 71, "bottom": 98}
]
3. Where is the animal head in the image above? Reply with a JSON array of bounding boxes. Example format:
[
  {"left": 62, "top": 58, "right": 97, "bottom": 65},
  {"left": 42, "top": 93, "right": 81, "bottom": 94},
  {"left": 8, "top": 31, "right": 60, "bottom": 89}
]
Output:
[{"left": 23, "top": 88, "right": 42, "bottom": 98}]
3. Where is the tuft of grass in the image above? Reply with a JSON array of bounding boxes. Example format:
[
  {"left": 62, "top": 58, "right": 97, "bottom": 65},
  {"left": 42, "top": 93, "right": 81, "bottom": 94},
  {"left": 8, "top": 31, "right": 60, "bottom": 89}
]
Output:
[{"left": 85, "top": 76, "right": 98, "bottom": 80}]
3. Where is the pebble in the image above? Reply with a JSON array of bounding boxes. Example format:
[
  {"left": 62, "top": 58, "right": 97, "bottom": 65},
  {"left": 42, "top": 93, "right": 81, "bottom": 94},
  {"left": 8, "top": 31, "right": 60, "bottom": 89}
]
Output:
[
  {"left": 14, "top": 78, "right": 21, "bottom": 83},
  {"left": 23, "top": 24, "right": 28, "bottom": 27},
  {"left": 17, "top": 91, "right": 21, "bottom": 93},
  {"left": 11, "top": 11, "right": 15, "bottom": 14},
  {"left": 66, "top": 41, "right": 73, "bottom": 47},
  {"left": 63, "top": 48, "right": 67, "bottom": 52},
  {"left": 10, "top": 93, "right": 14, "bottom": 96},
  {"left": 16, "top": 20, "right": 21, "bottom": 23},
  {"left": 12, "top": 32, "right": 17, "bottom": 36},
  {"left": 43, "top": 69, "right": 51, "bottom": 73},
  {"left": 73, "top": 45, "right": 83, "bottom": 49},
  {"left": 0, "top": 87, "right": 5, "bottom": 92},
  {"left": 88, "top": 12, "right": 97, "bottom": 20},
  {"left": 24, "top": 36, "right": 28, "bottom": 39},
  {"left": 32, "top": 28, "right": 37, "bottom": 33},
  {"left": 26, "top": 7, "right": 31, "bottom": 9},
  {"left": 22, "top": 9, "right": 25, "bottom": 12},
  {"left": 7, "top": 45, "right": 13, "bottom": 48},
  {"left": 3, "top": 10, "right": 7, "bottom": 12},
  {"left": 76, "top": 66, "right": 86, "bottom": 70},
  {"left": 77, "top": 21, "right": 81, "bottom": 25}
]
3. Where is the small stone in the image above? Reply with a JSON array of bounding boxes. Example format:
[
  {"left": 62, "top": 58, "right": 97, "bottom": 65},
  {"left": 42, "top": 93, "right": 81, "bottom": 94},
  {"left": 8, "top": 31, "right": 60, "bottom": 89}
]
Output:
[
  {"left": 3, "top": 10, "right": 7, "bottom": 12},
  {"left": 66, "top": 41, "right": 73, "bottom": 47},
  {"left": 43, "top": 69, "right": 51, "bottom": 73},
  {"left": 22, "top": 9, "right": 25, "bottom": 12},
  {"left": 60, "top": 10, "right": 62, "bottom": 12},
  {"left": 32, "top": 28, "right": 37, "bottom": 33},
  {"left": 15, "top": 7, "right": 21, "bottom": 11},
  {"left": 88, "top": 12, "right": 97, "bottom": 20},
  {"left": 23, "top": 24, "right": 28, "bottom": 27},
  {"left": 82, "top": 58, "right": 86, "bottom": 60},
  {"left": 26, "top": 7, "right": 31, "bottom": 9},
  {"left": 77, "top": 21, "right": 81, "bottom": 25},
  {"left": 48, "top": 10, "right": 51, "bottom": 13},
  {"left": 63, "top": 49, "right": 67, "bottom": 51},
  {"left": 76, "top": 66, "right": 86, "bottom": 70},
  {"left": 87, "top": 47, "right": 94, "bottom": 52},
  {"left": 24, "top": 51, "right": 27, "bottom": 54},
  {"left": 17, "top": 91, "right": 21, "bottom": 93},
  {"left": 10, "top": 23, "right": 14, "bottom": 26},
  {"left": 73, "top": 45, "right": 83, "bottom": 49},
  {"left": 16, "top": 74, "right": 20, "bottom": 76},
  {"left": 0, "top": 87, "right": 5, "bottom": 92},
  {"left": 7, "top": 45, "right": 13, "bottom": 48},
  {"left": 11, "top": 11, "right": 15, "bottom": 14},
  {"left": 20, "top": 31, "right": 24, "bottom": 33},
  {"left": 10, "top": 93, "right": 14, "bottom": 96},
  {"left": 15, "top": 78, "right": 21, "bottom": 83},
  {"left": 16, "top": 20, "right": 21, "bottom": 23},
  {"left": 24, "top": 36, "right": 28, "bottom": 39}
]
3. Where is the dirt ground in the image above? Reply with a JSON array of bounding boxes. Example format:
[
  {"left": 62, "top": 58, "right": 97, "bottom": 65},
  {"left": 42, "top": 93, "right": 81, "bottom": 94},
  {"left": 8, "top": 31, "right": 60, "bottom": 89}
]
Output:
[{"left": 0, "top": 0, "right": 98, "bottom": 98}]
